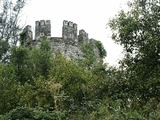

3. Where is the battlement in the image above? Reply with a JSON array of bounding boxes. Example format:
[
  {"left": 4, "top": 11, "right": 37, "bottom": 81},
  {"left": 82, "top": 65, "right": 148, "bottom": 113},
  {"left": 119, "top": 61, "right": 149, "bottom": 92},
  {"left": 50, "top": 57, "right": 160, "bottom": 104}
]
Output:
[
  {"left": 63, "top": 20, "right": 77, "bottom": 28},
  {"left": 22, "top": 20, "right": 101, "bottom": 60},
  {"left": 62, "top": 20, "right": 77, "bottom": 40},
  {"left": 36, "top": 20, "right": 51, "bottom": 27},
  {"left": 79, "top": 29, "right": 88, "bottom": 36},
  {"left": 35, "top": 20, "right": 51, "bottom": 40},
  {"left": 23, "top": 20, "right": 91, "bottom": 45},
  {"left": 78, "top": 29, "right": 89, "bottom": 44}
]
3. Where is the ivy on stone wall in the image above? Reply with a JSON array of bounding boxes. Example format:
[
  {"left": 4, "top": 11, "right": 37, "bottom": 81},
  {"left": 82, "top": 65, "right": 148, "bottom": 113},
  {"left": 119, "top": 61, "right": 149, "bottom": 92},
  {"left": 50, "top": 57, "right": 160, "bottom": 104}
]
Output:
[
  {"left": 80, "top": 43, "right": 96, "bottom": 65},
  {"left": 94, "top": 40, "right": 106, "bottom": 58}
]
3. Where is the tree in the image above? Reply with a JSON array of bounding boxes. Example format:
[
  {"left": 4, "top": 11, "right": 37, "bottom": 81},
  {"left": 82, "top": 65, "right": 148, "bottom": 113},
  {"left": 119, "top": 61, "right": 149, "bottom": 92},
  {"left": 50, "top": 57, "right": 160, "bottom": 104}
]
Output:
[
  {"left": 80, "top": 43, "right": 96, "bottom": 66},
  {"left": 0, "top": 63, "right": 19, "bottom": 114},
  {"left": 94, "top": 40, "right": 107, "bottom": 58},
  {"left": 9, "top": 40, "right": 53, "bottom": 84},
  {"left": 108, "top": 0, "right": 160, "bottom": 111},
  {"left": 0, "top": 0, "right": 26, "bottom": 63},
  {"left": 109, "top": 0, "right": 160, "bottom": 78},
  {"left": 10, "top": 46, "right": 32, "bottom": 84},
  {"left": 30, "top": 40, "right": 53, "bottom": 78}
]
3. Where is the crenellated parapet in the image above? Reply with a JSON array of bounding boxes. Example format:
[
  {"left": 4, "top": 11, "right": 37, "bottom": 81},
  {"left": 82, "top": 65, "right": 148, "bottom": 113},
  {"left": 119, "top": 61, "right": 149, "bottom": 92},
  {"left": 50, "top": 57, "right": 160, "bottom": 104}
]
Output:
[
  {"left": 23, "top": 20, "right": 90, "bottom": 44},
  {"left": 35, "top": 20, "right": 51, "bottom": 40},
  {"left": 22, "top": 20, "right": 102, "bottom": 59},
  {"left": 78, "top": 29, "right": 89, "bottom": 44},
  {"left": 62, "top": 20, "right": 77, "bottom": 41}
]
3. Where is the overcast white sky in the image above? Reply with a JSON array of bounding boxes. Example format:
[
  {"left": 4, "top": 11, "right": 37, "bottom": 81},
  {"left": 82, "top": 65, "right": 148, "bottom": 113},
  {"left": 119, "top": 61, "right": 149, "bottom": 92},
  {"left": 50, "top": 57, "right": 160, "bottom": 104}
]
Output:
[{"left": 23, "top": 0, "right": 129, "bottom": 66}]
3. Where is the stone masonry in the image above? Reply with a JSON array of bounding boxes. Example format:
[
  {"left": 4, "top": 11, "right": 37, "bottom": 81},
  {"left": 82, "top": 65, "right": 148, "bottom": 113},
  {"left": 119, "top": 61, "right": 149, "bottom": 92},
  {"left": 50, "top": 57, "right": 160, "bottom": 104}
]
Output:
[{"left": 23, "top": 20, "right": 100, "bottom": 59}]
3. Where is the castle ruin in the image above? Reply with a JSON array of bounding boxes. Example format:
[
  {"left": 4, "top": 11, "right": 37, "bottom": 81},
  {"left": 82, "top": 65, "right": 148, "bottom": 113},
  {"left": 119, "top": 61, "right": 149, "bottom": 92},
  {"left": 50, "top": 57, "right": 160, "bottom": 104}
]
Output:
[{"left": 23, "top": 20, "right": 100, "bottom": 59}]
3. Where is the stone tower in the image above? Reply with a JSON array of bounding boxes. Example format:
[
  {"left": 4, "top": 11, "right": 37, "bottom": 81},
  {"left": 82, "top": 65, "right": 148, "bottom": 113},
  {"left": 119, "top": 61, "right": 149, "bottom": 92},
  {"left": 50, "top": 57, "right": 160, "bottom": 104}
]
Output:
[
  {"left": 23, "top": 25, "right": 33, "bottom": 45},
  {"left": 78, "top": 29, "right": 89, "bottom": 44},
  {"left": 35, "top": 20, "right": 51, "bottom": 40},
  {"left": 22, "top": 20, "right": 102, "bottom": 59},
  {"left": 62, "top": 20, "right": 77, "bottom": 41}
]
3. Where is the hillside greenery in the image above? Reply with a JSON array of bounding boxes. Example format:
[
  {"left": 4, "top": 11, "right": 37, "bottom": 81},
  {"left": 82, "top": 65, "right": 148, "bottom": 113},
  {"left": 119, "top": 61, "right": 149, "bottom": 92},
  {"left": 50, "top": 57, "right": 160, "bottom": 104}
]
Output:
[
  {"left": 0, "top": 39, "right": 159, "bottom": 119},
  {"left": 0, "top": 0, "right": 160, "bottom": 119}
]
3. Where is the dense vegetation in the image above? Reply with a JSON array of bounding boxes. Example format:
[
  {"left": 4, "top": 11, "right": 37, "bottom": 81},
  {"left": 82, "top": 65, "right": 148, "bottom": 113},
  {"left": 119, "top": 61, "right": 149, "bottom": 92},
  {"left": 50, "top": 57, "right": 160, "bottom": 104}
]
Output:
[{"left": 0, "top": 0, "right": 160, "bottom": 119}]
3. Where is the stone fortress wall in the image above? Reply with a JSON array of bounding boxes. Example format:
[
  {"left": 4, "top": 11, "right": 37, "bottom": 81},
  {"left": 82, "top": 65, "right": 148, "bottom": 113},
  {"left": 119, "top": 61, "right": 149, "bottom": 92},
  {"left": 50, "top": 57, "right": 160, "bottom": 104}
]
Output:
[{"left": 23, "top": 20, "right": 100, "bottom": 59}]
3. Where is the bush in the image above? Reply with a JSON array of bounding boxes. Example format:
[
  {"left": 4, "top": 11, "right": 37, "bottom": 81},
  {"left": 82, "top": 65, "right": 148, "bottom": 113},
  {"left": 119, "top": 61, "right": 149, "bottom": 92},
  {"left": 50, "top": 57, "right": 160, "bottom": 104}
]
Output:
[{"left": 1, "top": 106, "right": 63, "bottom": 120}]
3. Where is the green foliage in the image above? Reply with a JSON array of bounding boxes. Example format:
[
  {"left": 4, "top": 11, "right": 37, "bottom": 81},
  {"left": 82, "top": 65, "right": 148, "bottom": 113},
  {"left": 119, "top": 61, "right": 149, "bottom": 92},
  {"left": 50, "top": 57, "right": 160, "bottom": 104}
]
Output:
[
  {"left": 40, "top": 40, "right": 52, "bottom": 51},
  {"left": 19, "top": 31, "right": 26, "bottom": 46},
  {"left": 1, "top": 6, "right": 160, "bottom": 118},
  {"left": 108, "top": 0, "right": 160, "bottom": 78},
  {"left": 30, "top": 40, "right": 53, "bottom": 78},
  {"left": 0, "top": 0, "right": 27, "bottom": 63},
  {"left": 17, "top": 77, "right": 63, "bottom": 110},
  {"left": 8, "top": 40, "right": 53, "bottom": 85},
  {"left": 108, "top": 0, "right": 160, "bottom": 118},
  {"left": 1, "top": 106, "right": 63, "bottom": 120},
  {"left": 0, "top": 38, "right": 159, "bottom": 118},
  {"left": 10, "top": 46, "right": 32, "bottom": 84},
  {"left": 0, "top": 39, "right": 9, "bottom": 62},
  {"left": 0, "top": 63, "right": 18, "bottom": 114},
  {"left": 80, "top": 43, "right": 96, "bottom": 65},
  {"left": 49, "top": 52, "right": 87, "bottom": 104},
  {"left": 94, "top": 40, "right": 107, "bottom": 58},
  {"left": 0, "top": 43, "right": 160, "bottom": 118}
]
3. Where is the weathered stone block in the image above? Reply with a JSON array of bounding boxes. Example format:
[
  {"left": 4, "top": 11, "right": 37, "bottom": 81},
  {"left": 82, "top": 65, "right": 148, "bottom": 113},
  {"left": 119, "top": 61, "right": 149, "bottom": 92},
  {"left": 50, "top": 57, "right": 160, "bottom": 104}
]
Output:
[
  {"left": 35, "top": 20, "right": 51, "bottom": 40},
  {"left": 63, "top": 20, "right": 68, "bottom": 26},
  {"left": 46, "top": 20, "right": 51, "bottom": 25},
  {"left": 40, "top": 20, "right": 45, "bottom": 26},
  {"left": 73, "top": 23, "right": 77, "bottom": 28},
  {"left": 78, "top": 29, "right": 89, "bottom": 44},
  {"left": 35, "top": 21, "right": 40, "bottom": 26},
  {"left": 68, "top": 21, "right": 73, "bottom": 27}
]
